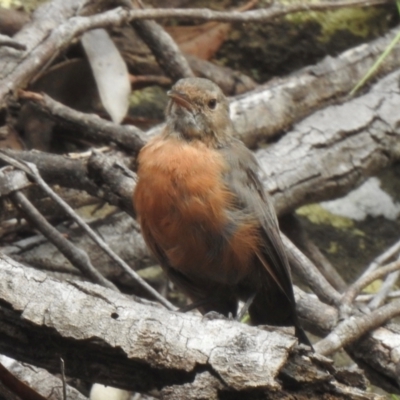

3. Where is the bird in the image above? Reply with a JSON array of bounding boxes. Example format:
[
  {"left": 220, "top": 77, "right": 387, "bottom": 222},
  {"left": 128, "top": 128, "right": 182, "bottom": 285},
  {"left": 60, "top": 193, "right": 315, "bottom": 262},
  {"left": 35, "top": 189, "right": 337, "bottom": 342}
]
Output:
[{"left": 133, "top": 77, "right": 310, "bottom": 346}]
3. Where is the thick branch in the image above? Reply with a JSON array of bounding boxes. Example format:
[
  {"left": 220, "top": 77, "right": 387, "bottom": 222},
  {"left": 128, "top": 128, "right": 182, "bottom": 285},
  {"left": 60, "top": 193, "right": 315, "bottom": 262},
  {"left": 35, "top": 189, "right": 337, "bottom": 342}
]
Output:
[
  {"left": 315, "top": 299, "right": 400, "bottom": 355},
  {"left": 149, "top": 25, "right": 400, "bottom": 146},
  {"left": 5, "top": 361, "right": 88, "bottom": 400},
  {"left": 0, "top": 253, "right": 293, "bottom": 391},
  {"left": 258, "top": 68, "right": 400, "bottom": 215},
  {"left": 0, "top": 254, "right": 383, "bottom": 399}
]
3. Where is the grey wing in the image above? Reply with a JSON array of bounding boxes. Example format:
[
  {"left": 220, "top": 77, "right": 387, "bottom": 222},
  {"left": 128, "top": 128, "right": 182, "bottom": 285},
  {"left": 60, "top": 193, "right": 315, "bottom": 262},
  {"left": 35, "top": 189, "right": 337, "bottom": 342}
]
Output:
[{"left": 220, "top": 139, "right": 296, "bottom": 305}]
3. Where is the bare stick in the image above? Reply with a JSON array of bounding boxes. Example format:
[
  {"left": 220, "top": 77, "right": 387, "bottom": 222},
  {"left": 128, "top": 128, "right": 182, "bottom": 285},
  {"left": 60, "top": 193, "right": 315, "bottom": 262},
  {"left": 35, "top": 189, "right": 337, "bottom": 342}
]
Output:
[
  {"left": 363, "top": 291, "right": 400, "bottom": 301},
  {"left": 315, "top": 298, "right": 400, "bottom": 355},
  {"left": 358, "top": 237, "right": 400, "bottom": 279},
  {"left": 131, "top": 2, "right": 194, "bottom": 81},
  {"left": 281, "top": 233, "right": 342, "bottom": 306},
  {"left": 111, "top": 1, "right": 393, "bottom": 26},
  {"left": 368, "top": 269, "right": 400, "bottom": 310},
  {"left": 0, "top": 151, "right": 175, "bottom": 310},
  {"left": 9, "top": 190, "right": 117, "bottom": 290},
  {"left": 19, "top": 90, "right": 146, "bottom": 153},
  {"left": 0, "top": 34, "right": 26, "bottom": 50},
  {"left": 341, "top": 260, "right": 400, "bottom": 306},
  {"left": 280, "top": 214, "right": 347, "bottom": 292}
]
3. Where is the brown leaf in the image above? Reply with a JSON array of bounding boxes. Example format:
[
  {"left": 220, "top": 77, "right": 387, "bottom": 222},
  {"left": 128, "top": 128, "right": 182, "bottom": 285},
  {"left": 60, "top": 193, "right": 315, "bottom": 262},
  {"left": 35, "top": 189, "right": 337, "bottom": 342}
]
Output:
[
  {"left": 165, "top": 0, "right": 258, "bottom": 60},
  {"left": 166, "top": 21, "right": 231, "bottom": 60}
]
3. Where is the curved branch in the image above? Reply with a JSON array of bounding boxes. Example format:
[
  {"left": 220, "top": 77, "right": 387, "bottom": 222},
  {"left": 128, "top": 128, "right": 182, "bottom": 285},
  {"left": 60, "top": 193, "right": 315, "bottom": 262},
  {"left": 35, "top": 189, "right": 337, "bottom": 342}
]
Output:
[{"left": 315, "top": 299, "right": 400, "bottom": 356}]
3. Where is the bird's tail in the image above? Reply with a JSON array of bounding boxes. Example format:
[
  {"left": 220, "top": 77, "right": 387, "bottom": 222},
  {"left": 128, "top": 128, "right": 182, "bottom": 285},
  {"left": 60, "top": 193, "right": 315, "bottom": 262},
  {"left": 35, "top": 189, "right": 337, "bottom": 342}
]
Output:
[{"left": 295, "top": 325, "right": 313, "bottom": 349}]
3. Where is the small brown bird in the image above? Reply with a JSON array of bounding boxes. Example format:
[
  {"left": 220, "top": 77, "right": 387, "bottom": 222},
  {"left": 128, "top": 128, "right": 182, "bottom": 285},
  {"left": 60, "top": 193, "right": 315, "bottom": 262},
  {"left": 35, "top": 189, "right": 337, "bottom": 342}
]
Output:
[{"left": 134, "top": 77, "right": 309, "bottom": 345}]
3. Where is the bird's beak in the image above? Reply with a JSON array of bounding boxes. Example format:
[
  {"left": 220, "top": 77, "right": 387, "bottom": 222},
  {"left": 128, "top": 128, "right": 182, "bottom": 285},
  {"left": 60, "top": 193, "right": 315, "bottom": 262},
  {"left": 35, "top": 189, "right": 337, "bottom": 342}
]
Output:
[{"left": 167, "top": 89, "right": 193, "bottom": 111}]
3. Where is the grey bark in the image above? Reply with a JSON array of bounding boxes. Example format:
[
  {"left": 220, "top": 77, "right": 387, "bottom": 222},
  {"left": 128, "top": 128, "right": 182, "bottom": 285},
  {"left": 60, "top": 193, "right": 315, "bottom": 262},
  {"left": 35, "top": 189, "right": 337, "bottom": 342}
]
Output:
[
  {"left": 0, "top": 254, "right": 383, "bottom": 400},
  {"left": 8, "top": 361, "right": 88, "bottom": 400}
]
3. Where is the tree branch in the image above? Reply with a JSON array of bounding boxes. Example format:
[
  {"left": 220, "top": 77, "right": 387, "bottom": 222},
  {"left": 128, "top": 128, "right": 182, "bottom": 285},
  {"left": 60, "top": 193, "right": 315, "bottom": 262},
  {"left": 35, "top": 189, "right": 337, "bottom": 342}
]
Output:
[
  {"left": 0, "top": 152, "right": 174, "bottom": 310},
  {"left": 19, "top": 90, "right": 146, "bottom": 153},
  {"left": 9, "top": 190, "right": 117, "bottom": 291},
  {"left": 0, "top": 254, "right": 383, "bottom": 399},
  {"left": 315, "top": 299, "right": 400, "bottom": 356}
]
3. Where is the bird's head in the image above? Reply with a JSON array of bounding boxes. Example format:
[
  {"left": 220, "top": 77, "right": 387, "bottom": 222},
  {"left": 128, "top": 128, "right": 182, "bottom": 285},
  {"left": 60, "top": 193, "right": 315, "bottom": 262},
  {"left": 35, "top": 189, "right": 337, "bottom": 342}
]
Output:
[{"left": 165, "top": 77, "right": 234, "bottom": 146}]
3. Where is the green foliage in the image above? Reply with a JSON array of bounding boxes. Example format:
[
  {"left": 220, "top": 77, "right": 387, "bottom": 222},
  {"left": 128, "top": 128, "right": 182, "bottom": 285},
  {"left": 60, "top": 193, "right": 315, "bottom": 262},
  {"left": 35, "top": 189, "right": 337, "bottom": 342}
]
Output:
[
  {"left": 296, "top": 204, "right": 355, "bottom": 229},
  {"left": 285, "top": 2, "right": 388, "bottom": 41}
]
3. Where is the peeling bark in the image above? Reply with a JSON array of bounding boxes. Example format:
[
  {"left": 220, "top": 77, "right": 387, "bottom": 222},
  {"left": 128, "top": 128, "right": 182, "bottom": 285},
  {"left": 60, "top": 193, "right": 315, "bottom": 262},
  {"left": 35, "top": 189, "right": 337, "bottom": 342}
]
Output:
[{"left": 0, "top": 254, "right": 384, "bottom": 399}]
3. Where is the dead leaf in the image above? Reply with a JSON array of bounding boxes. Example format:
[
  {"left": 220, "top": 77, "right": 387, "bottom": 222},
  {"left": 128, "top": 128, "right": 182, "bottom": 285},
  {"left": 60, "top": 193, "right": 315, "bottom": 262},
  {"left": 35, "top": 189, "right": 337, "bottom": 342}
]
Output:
[
  {"left": 81, "top": 29, "right": 130, "bottom": 124},
  {"left": 166, "top": 21, "right": 231, "bottom": 60},
  {"left": 165, "top": 0, "right": 258, "bottom": 60}
]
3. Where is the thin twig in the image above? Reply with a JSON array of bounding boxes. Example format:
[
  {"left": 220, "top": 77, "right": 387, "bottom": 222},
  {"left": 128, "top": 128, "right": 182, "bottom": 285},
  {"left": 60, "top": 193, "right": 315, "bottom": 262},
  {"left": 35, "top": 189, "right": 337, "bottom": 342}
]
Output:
[
  {"left": 19, "top": 90, "right": 146, "bottom": 153},
  {"left": 280, "top": 214, "right": 347, "bottom": 292},
  {"left": 0, "top": 33, "right": 26, "bottom": 51},
  {"left": 368, "top": 269, "right": 400, "bottom": 310},
  {"left": 130, "top": 74, "right": 171, "bottom": 89},
  {"left": 130, "top": 0, "right": 194, "bottom": 80},
  {"left": 0, "top": 151, "right": 175, "bottom": 310},
  {"left": 50, "top": 1, "right": 393, "bottom": 43},
  {"left": 352, "top": 289, "right": 400, "bottom": 302},
  {"left": 358, "top": 237, "right": 400, "bottom": 280},
  {"left": 315, "top": 298, "right": 400, "bottom": 355},
  {"left": 304, "top": 239, "right": 347, "bottom": 293},
  {"left": 9, "top": 190, "right": 117, "bottom": 290},
  {"left": 341, "top": 260, "right": 400, "bottom": 306},
  {"left": 118, "top": 1, "right": 391, "bottom": 26},
  {"left": 281, "top": 233, "right": 342, "bottom": 306}
]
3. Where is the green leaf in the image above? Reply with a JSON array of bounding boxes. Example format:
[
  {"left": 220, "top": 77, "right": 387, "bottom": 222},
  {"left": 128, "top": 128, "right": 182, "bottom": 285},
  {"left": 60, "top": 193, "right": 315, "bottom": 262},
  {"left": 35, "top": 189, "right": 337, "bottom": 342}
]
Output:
[{"left": 350, "top": 1, "right": 400, "bottom": 96}]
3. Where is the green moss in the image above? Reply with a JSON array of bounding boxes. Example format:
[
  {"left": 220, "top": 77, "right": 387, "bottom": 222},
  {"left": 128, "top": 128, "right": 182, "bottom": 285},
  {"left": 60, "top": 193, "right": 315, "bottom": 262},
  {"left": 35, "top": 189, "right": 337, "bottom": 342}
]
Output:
[
  {"left": 137, "top": 266, "right": 164, "bottom": 283},
  {"left": 363, "top": 279, "right": 382, "bottom": 294},
  {"left": 0, "top": 0, "right": 46, "bottom": 12},
  {"left": 129, "top": 86, "right": 168, "bottom": 121},
  {"left": 327, "top": 241, "right": 339, "bottom": 254},
  {"left": 285, "top": 3, "right": 388, "bottom": 42},
  {"left": 0, "top": 0, "right": 21, "bottom": 7},
  {"left": 75, "top": 203, "right": 117, "bottom": 220},
  {"left": 317, "top": 8, "right": 389, "bottom": 42},
  {"left": 296, "top": 204, "right": 354, "bottom": 229}
]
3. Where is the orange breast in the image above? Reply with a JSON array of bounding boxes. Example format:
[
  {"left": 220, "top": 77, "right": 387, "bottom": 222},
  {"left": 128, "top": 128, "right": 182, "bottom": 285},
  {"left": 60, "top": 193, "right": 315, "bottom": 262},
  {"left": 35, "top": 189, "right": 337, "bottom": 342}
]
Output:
[{"left": 134, "top": 136, "right": 259, "bottom": 285}]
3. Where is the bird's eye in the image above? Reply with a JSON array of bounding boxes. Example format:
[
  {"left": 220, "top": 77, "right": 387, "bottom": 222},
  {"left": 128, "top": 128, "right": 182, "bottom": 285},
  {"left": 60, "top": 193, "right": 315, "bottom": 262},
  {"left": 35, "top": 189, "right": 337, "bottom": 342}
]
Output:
[{"left": 208, "top": 99, "right": 217, "bottom": 109}]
